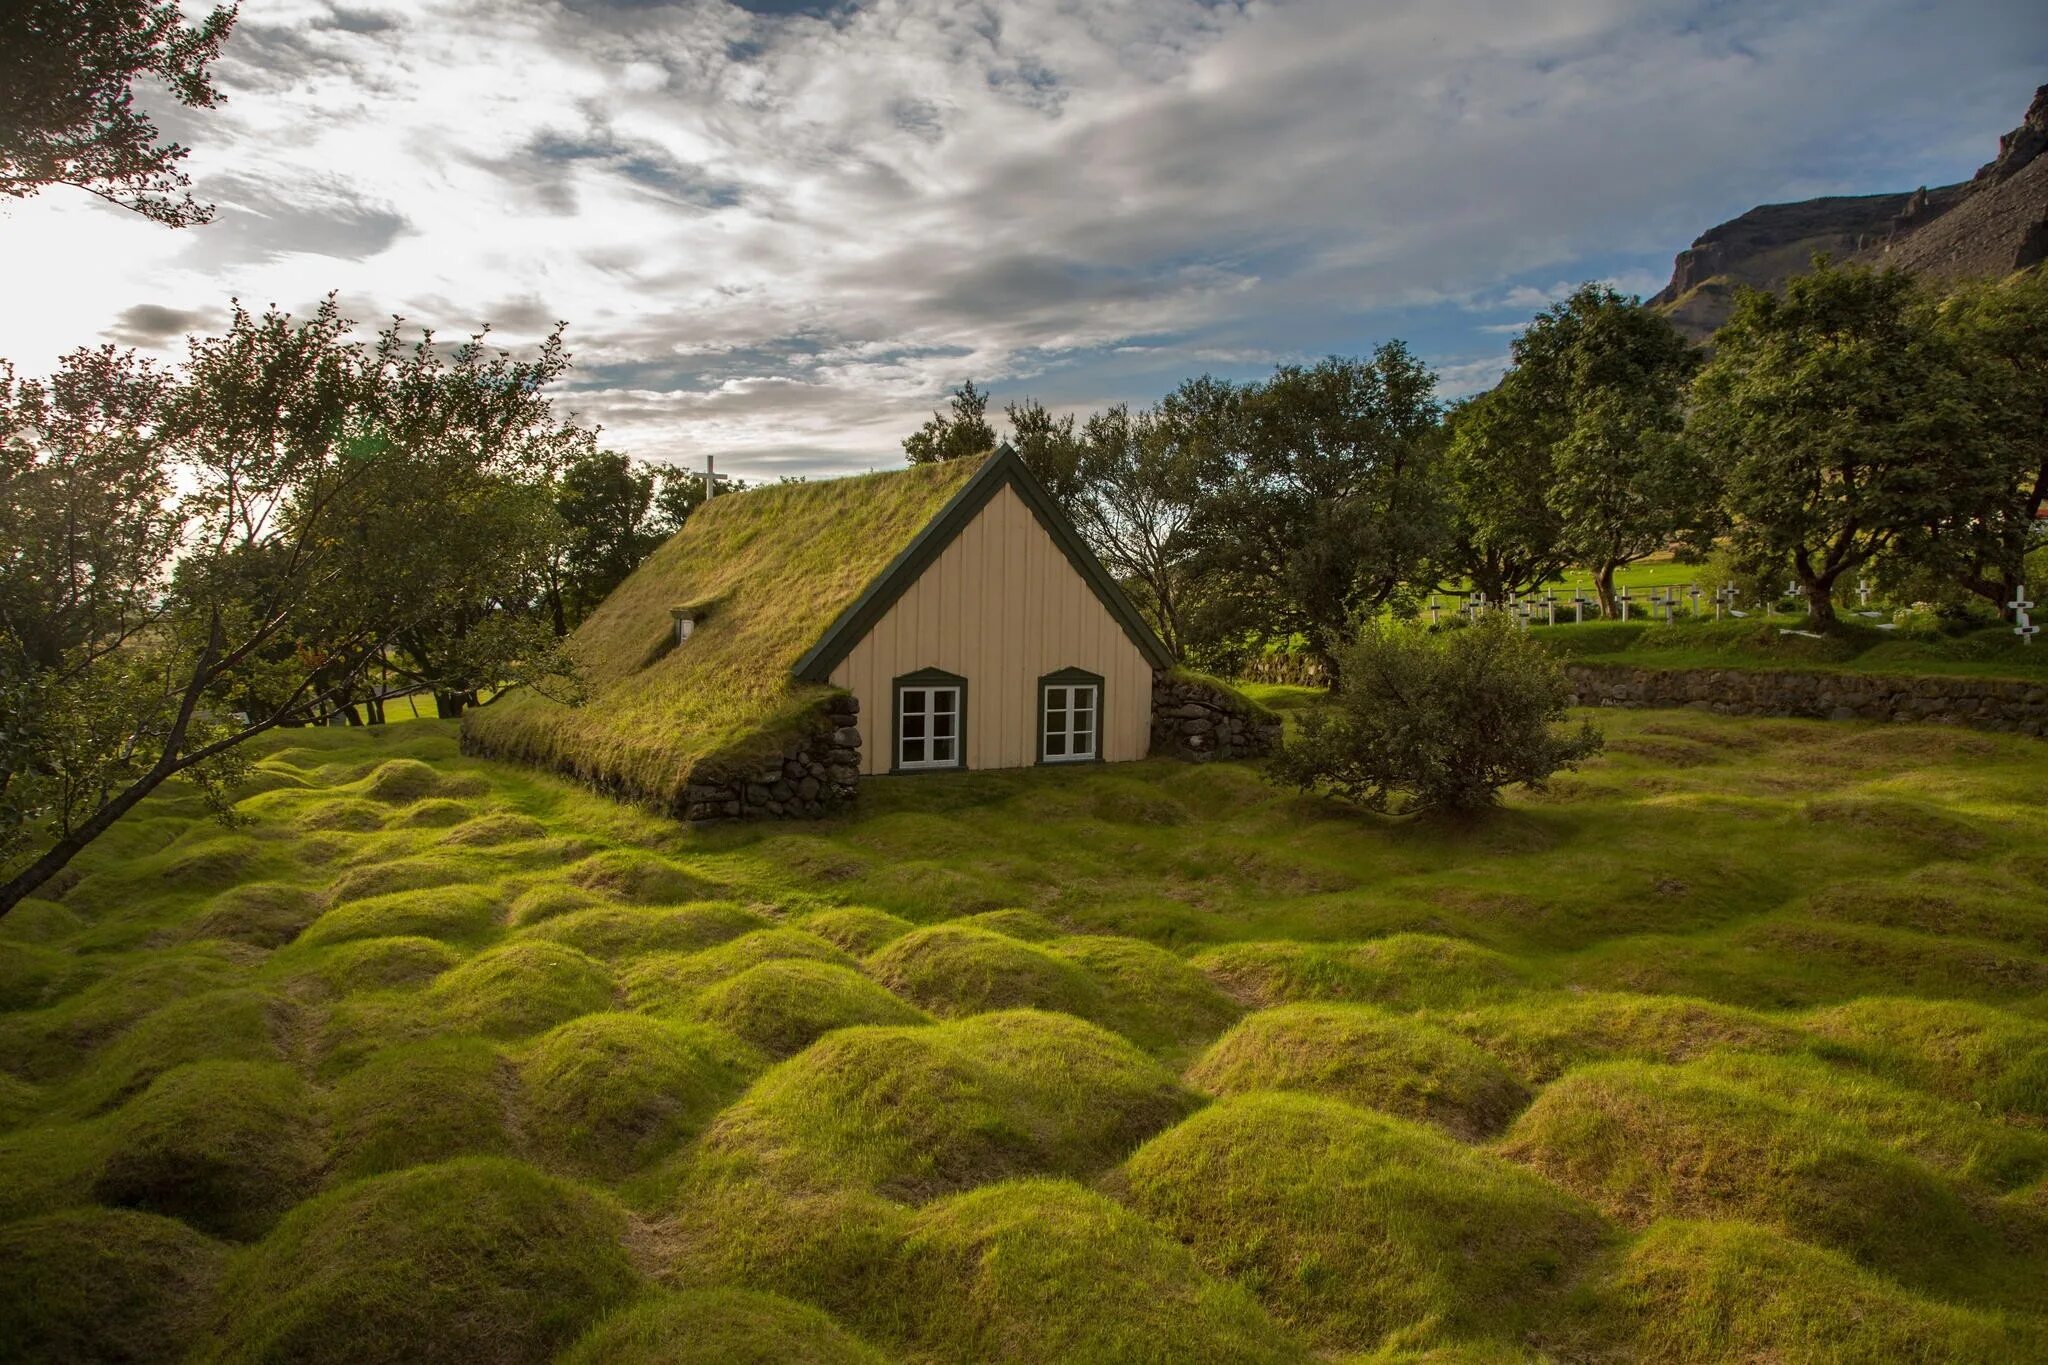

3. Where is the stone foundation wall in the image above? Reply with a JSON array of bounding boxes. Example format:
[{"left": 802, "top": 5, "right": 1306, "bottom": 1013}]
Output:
[
  {"left": 682, "top": 694, "right": 862, "bottom": 821},
  {"left": 1564, "top": 663, "right": 2048, "bottom": 736},
  {"left": 1151, "top": 673, "right": 1284, "bottom": 761}
]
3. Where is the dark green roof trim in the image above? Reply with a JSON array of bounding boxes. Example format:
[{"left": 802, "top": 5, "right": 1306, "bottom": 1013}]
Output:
[{"left": 792, "top": 446, "right": 1175, "bottom": 682}]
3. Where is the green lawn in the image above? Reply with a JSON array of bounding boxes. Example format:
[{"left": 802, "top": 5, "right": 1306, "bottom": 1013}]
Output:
[{"left": 2, "top": 715, "right": 2045, "bottom": 1361}]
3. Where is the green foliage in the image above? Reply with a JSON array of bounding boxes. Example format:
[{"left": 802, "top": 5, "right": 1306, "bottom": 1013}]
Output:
[
  {"left": 208, "top": 1157, "right": 641, "bottom": 1364},
  {"left": 518, "top": 1013, "right": 760, "bottom": 1179},
  {"left": 0, "top": 0, "right": 237, "bottom": 227},
  {"left": 702, "top": 1010, "right": 1196, "bottom": 1201},
  {"left": 690, "top": 959, "right": 930, "bottom": 1057},
  {"left": 1692, "top": 262, "right": 1996, "bottom": 622},
  {"left": 1438, "top": 389, "right": 1571, "bottom": 602},
  {"left": 1121, "top": 1093, "right": 1608, "bottom": 1354},
  {"left": 560, "top": 1289, "right": 888, "bottom": 1365},
  {"left": 1187, "top": 1003, "right": 1528, "bottom": 1139},
  {"left": 901, "top": 1179, "right": 1307, "bottom": 1363},
  {"left": 0, "top": 1206, "right": 227, "bottom": 1365},
  {"left": 548, "top": 448, "right": 706, "bottom": 631},
  {"left": 1275, "top": 614, "right": 1602, "bottom": 813},
  {"left": 94, "top": 1059, "right": 322, "bottom": 1240},
  {"left": 903, "top": 380, "right": 997, "bottom": 465}
]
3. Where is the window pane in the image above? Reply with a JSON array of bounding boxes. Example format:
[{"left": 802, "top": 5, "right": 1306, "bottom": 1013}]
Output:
[
  {"left": 903, "top": 714, "right": 924, "bottom": 740},
  {"left": 933, "top": 737, "right": 953, "bottom": 762},
  {"left": 903, "top": 738, "right": 925, "bottom": 764},
  {"left": 1047, "top": 733, "right": 1066, "bottom": 757},
  {"left": 933, "top": 712, "right": 953, "bottom": 739},
  {"left": 933, "top": 688, "right": 955, "bottom": 715}
]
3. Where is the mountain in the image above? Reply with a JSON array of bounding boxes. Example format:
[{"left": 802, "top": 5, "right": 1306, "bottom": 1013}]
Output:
[{"left": 1651, "top": 85, "right": 2048, "bottom": 341}]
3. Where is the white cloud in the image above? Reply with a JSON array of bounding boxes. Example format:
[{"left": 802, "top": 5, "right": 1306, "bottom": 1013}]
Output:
[{"left": 0, "top": 0, "right": 2040, "bottom": 474}]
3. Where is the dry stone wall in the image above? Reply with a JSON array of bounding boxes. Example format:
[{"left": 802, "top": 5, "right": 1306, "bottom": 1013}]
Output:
[
  {"left": 683, "top": 694, "right": 862, "bottom": 821},
  {"left": 1565, "top": 663, "right": 2048, "bottom": 737},
  {"left": 1150, "top": 673, "right": 1284, "bottom": 761}
]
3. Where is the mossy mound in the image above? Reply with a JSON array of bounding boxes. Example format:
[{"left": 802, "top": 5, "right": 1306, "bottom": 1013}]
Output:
[
  {"left": 391, "top": 797, "right": 475, "bottom": 829},
  {"left": 359, "top": 757, "right": 446, "bottom": 804},
  {"left": 1086, "top": 776, "right": 1190, "bottom": 827},
  {"left": 660, "top": 1172, "right": 913, "bottom": 1332},
  {"left": 0, "top": 1118, "right": 109, "bottom": 1223},
  {"left": 0, "top": 895, "right": 83, "bottom": 942},
  {"left": 901, "top": 1178, "right": 1307, "bottom": 1363},
  {"left": 182, "top": 882, "right": 323, "bottom": 948},
  {"left": 621, "top": 929, "right": 854, "bottom": 1014},
  {"left": 1578, "top": 1218, "right": 2025, "bottom": 1362},
  {"left": 518, "top": 1013, "right": 760, "bottom": 1180},
  {"left": 866, "top": 925, "right": 1105, "bottom": 1021},
  {"left": 298, "top": 883, "right": 499, "bottom": 948},
  {"left": 559, "top": 1288, "right": 886, "bottom": 1364},
  {"left": 704, "top": 1010, "right": 1197, "bottom": 1201},
  {"left": 208, "top": 1157, "right": 641, "bottom": 1364},
  {"left": 798, "top": 905, "right": 915, "bottom": 955},
  {"left": 321, "top": 854, "right": 480, "bottom": 908},
  {"left": 0, "top": 944, "right": 254, "bottom": 1081},
  {"left": 328, "top": 1038, "right": 514, "bottom": 1181},
  {"left": 1445, "top": 992, "right": 1805, "bottom": 1085},
  {"left": 443, "top": 811, "right": 550, "bottom": 846},
  {"left": 567, "top": 849, "right": 720, "bottom": 905},
  {"left": 310, "top": 991, "right": 439, "bottom": 1077},
  {"left": 1121, "top": 1093, "right": 1607, "bottom": 1354},
  {"left": 65, "top": 986, "right": 286, "bottom": 1114},
  {"left": 290, "top": 796, "right": 387, "bottom": 833},
  {"left": 0, "top": 939, "right": 88, "bottom": 1012},
  {"left": 282, "top": 935, "right": 462, "bottom": 997},
  {"left": 1045, "top": 935, "right": 1240, "bottom": 1054},
  {"left": 1192, "top": 934, "right": 1528, "bottom": 1012},
  {"left": 518, "top": 902, "right": 769, "bottom": 960},
  {"left": 689, "top": 960, "right": 930, "bottom": 1058},
  {"left": 1187, "top": 1004, "right": 1528, "bottom": 1139},
  {"left": 506, "top": 882, "right": 607, "bottom": 926},
  {"left": 0, "top": 1206, "right": 227, "bottom": 1365},
  {"left": 1498, "top": 1061, "right": 1988, "bottom": 1287},
  {"left": 0, "top": 1071, "right": 40, "bottom": 1129},
  {"left": 1803, "top": 996, "right": 2048, "bottom": 1119},
  {"left": 959, "top": 908, "right": 1063, "bottom": 941},
  {"left": 94, "top": 1060, "right": 322, "bottom": 1241},
  {"left": 424, "top": 941, "right": 617, "bottom": 1039}
]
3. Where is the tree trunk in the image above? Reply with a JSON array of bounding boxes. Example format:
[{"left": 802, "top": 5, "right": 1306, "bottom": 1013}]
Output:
[
  {"left": 1594, "top": 564, "right": 1619, "bottom": 619},
  {"left": 1804, "top": 576, "right": 1839, "bottom": 624},
  {"left": 365, "top": 695, "right": 386, "bottom": 725},
  {"left": 434, "top": 691, "right": 465, "bottom": 719}
]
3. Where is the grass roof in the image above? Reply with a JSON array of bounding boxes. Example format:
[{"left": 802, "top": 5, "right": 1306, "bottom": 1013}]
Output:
[{"left": 463, "top": 459, "right": 983, "bottom": 812}]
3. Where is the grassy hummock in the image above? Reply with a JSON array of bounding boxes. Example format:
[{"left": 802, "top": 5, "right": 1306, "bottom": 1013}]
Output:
[
  {"left": 0, "top": 1206, "right": 227, "bottom": 1365},
  {"left": 327, "top": 1037, "right": 514, "bottom": 1181},
  {"left": 559, "top": 1288, "right": 888, "bottom": 1365},
  {"left": 689, "top": 959, "right": 931, "bottom": 1057},
  {"left": 462, "top": 459, "right": 981, "bottom": 808}
]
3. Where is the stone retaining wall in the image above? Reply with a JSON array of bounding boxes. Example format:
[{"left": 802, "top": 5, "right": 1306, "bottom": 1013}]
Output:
[
  {"left": 1564, "top": 663, "right": 2048, "bottom": 736},
  {"left": 682, "top": 693, "right": 862, "bottom": 821},
  {"left": 1151, "top": 673, "right": 1284, "bottom": 761}
]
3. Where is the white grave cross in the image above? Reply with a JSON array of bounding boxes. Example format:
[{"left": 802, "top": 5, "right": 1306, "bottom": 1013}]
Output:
[{"left": 2012, "top": 585, "right": 2038, "bottom": 646}]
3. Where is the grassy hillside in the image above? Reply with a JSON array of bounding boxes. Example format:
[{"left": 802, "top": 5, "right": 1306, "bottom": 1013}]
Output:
[
  {"left": 1537, "top": 616, "right": 2048, "bottom": 681},
  {"left": 2, "top": 715, "right": 2045, "bottom": 1360}
]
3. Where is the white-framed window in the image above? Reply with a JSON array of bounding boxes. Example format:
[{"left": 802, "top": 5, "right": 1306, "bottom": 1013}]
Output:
[
  {"left": 1040, "top": 672, "right": 1100, "bottom": 763},
  {"left": 895, "top": 675, "right": 964, "bottom": 770}
]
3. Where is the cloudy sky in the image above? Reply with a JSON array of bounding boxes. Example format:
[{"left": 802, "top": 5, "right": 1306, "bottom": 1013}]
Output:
[{"left": 4, "top": 0, "right": 2043, "bottom": 478}]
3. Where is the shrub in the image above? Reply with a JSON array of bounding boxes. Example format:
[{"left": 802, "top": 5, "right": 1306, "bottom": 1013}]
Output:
[
  {"left": 0, "top": 1207, "right": 227, "bottom": 1365},
  {"left": 1119, "top": 1092, "right": 1607, "bottom": 1353},
  {"left": 703, "top": 1010, "right": 1197, "bottom": 1201},
  {"left": 1187, "top": 1003, "right": 1528, "bottom": 1139},
  {"left": 424, "top": 941, "right": 617, "bottom": 1039},
  {"left": 208, "top": 1157, "right": 641, "bottom": 1364},
  {"left": 94, "top": 1060, "right": 323, "bottom": 1241},
  {"left": 558, "top": 1289, "right": 886, "bottom": 1365},
  {"left": 690, "top": 960, "right": 929, "bottom": 1058},
  {"left": 866, "top": 925, "right": 1105, "bottom": 1021},
  {"left": 328, "top": 1038, "right": 514, "bottom": 1181},
  {"left": 900, "top": 1178, "right": 1307, "bottom": 1363},
  {"left": 518, "top": 1013, "right": 761, "bottom": 1180},
  {"left": 1273, "top": 614, "right": 1601, "bottom": 813}
]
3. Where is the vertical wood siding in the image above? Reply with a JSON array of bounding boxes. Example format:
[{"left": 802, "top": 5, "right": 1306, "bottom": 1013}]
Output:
[{"left": 829, "top": 483, "right": 1154, "bottom": 774}]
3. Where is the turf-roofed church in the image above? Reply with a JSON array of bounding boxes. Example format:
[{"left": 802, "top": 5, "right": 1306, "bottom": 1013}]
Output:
[{"left": 464, "top": 447, "right": 1270, "bottom": 821}]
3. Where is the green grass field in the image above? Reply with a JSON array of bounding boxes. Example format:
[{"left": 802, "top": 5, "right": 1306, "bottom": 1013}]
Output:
[{"left": 3, "top": 713, "right": 2045, "bottom": 1361}]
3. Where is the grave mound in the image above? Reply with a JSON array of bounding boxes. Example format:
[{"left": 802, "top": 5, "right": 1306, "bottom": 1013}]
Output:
[
  {"left": 0, "top": 1206, "right": 227, "bottom": 1365},
  {"left": 559, "top": 1288, "right": 886, "bottom": 1364},
  {"left": 328, "top": 1037, "right": 514, "bottom": 1181},
  {"left": 867, "top": 925, "right": 1104, "bottom": 1021},
  {"left": 690, "top": 959, "right": 930, "bottom": 1057},
  {"left": 424, "top": 941, "right": 616, "bottom": 1040}
]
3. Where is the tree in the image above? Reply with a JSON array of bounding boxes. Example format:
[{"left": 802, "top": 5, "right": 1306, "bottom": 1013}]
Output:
[
  {"left": 1926, "top": 269, "right": 2048, "bottom": 619},
  {"left": 546, "top": 450, "right": 657, "bottom": 632},
  {"left": 1005, "top": 396, "right": 1086, "bottom": 506},
  {"left": 1438, "top": 390, "right": 1571, "bottom": 603},
  {"left": 1691, "top": 263, "right": 1995, "bottom": 625},
  {"left": 1, "top": 0, "right": 238, "bottom": 227},
  {"left": 903, "top": 380, "right": 997, "bottom": 464},
  {"left": 1190, "top": 349, "right": 1445, "bottom": 671},
  {"left": 1067, "top": 403, "right": 1204, "bottom": 659},
  {"left": 1274, "top": 613, "right": 1602, "bottom": 815},
  {"left": 1492, "top": 284, "right": 1707, "bottom": 617},
  {"left": 0, "top": 297, "right": 592, "bottom": 916}
]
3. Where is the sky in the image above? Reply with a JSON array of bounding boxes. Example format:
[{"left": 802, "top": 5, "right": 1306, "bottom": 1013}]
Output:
[{"left": 4, "top": 0, "right": 2044, "bottom": 479}]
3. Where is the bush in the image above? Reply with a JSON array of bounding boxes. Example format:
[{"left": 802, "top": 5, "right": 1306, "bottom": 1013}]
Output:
[
  {"left": 0, "top": 1207, "right": 227, "bottom": 1364},
  {"left": 1273, "top": 614, "right": 1601, "bottom": 813},
  {"left": 208, "top": 1157, "right": 641, "bottom": 1364}
]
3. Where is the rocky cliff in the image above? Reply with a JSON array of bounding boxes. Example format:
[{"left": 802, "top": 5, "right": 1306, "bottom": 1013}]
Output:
[{"left": 1652, "top": 86, "right": 2048, "bottom": 341}]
